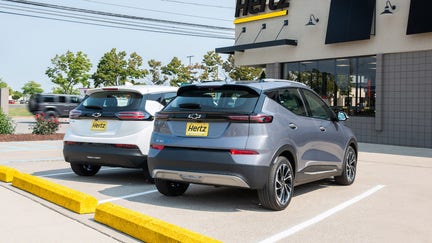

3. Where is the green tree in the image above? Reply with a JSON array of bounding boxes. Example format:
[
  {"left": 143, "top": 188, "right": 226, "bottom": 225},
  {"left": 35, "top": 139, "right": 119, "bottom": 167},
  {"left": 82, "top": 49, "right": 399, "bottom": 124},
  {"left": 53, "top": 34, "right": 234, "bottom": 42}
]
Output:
[
  {"left": 93, "top": 48, "right": 148, "bottom": 87},
  {"left": 0, "top": 79, "right": 13, "bottom": 95},
  {"left": 161, "top": 57, "right": 192, "bottom": 86},
  {"left": 148, "top": 59, "right": 166, "bottom": 85},
  {"left": 200, "top": 51, "right": 223, "bottom": 81},
  {"left": 12, "top": 91, "right": 22, "bottom": 100},
  {"left": 222, "top": 54, "right": 263, "bottom": 80},
  {"left": 22, "top": 81, "right": 44, "bottom": 97},
  {"left": 45, "top": 51, "right": 92, "bottom": 94}
]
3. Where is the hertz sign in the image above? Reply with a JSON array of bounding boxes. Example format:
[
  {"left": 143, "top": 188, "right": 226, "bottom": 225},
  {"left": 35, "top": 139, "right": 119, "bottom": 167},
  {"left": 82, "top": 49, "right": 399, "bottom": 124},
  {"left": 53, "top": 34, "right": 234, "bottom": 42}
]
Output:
[{"left": 234, "top": 0, "right": 290, "bottom": 24}]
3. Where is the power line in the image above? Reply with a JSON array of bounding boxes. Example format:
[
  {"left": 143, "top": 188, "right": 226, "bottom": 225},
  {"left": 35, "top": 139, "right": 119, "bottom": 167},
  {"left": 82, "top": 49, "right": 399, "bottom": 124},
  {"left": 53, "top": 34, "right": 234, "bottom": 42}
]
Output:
[
  {"left": 160, "top": 0, "right": 232, "bottom": 9},
  {"left": 81, "top": 0, "right": 232, "bottom": 22},
  {"left": 0, "top": 0, "right": 234, "bottom": 39},
  {"left": 0, "top": 3, "right": 232, "bottom": 36},
  {"left": 0, "top": 0, "right": 234, "bottom": 31},
  {"left": 0, "top": 10, "right": 233, "bottom": 39}
]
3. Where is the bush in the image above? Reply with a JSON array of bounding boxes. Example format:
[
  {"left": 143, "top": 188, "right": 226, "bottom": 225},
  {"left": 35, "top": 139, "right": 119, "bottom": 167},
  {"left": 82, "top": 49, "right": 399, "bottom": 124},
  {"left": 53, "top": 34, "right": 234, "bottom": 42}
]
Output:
[
  {"left": 32, "top": 113, "right": 60, "bottom": 135},
  {"left": 0, "top": 109, "right": 15, "bottom": 134}
]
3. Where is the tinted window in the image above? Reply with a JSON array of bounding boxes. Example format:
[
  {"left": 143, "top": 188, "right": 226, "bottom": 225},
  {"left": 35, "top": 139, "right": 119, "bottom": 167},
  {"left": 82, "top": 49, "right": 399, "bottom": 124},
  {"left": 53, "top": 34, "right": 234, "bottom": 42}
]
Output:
[
  {"left": 165, "top": 87, "right": 259, "bottom": 113},
  {"left": 70, "top": 96, "right": 81, "bottom": 103},
  {"left": 42, "top": 96, "right": 55, "bottom": 103},
  {"left": 302, "top": 89, "right": 332, "bottom": 120},
  {"left": 81, "top": 91, "right": 143, "bottom": 111},
  {"left": 278, "top": 89, "right": 307, "bottom": 116},
  {"left": 147, "top": 92, "right": 177, "bottom": 106},
  {"left": 59, "top": 96, "right": 66, "bottom": 103}
]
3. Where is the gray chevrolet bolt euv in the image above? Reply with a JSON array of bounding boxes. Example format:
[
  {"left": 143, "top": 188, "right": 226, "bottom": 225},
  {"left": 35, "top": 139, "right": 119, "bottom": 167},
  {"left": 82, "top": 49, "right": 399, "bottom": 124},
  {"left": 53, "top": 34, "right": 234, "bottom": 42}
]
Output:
[{"left": 147, "top": 79, "right": 357, "bottom": 211}]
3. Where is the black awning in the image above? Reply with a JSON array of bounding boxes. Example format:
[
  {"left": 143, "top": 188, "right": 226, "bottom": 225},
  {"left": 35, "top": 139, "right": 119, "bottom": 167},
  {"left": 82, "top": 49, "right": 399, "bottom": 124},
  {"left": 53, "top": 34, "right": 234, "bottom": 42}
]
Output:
[
  {"left": 215, "top": 39, "right": 298, "bottom": 54},
  {"left": 325, "top": 0, "right": 376, "bottom": 44},
  {"left": 407, "top": 0, "right": 432, "bottom": 35}
]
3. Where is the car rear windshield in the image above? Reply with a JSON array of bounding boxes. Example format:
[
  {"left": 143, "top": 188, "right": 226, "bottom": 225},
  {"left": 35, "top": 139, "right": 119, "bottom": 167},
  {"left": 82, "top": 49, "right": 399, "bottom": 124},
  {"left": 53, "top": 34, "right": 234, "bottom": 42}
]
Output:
[
  {"left": 80, "top": 91, "right": 143, "bottom": 111},
  {"left": 164, "top": 85, "right": 260, "bottom": 113}
]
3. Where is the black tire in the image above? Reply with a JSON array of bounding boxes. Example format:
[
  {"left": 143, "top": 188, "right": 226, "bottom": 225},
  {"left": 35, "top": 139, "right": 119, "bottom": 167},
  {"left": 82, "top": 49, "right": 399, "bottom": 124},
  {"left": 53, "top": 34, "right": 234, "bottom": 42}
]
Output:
[
  {"left": 335, "top": 146, "right": 357, "bottom": 185},
  {"left": 142, "top": 166, "right": 154, "bottom": 183},
  {"left": 258, "top": 156, "right": 294, "bottom": 211},
  {"left": 70, "top": 163, "right": 101, "bottom": 176},
  {"left": 44, "top": 110, "right": 58, "bottom": 119},
  {"left": 154, "top": 179, "right": 189, "bottom": 196}
]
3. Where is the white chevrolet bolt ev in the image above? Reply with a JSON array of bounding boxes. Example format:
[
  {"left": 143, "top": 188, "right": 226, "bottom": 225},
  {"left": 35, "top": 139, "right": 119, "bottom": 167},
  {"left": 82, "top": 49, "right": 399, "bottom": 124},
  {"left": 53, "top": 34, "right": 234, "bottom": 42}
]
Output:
[{"left": 63, "top": 85, "right": 178, "bottom": 180}]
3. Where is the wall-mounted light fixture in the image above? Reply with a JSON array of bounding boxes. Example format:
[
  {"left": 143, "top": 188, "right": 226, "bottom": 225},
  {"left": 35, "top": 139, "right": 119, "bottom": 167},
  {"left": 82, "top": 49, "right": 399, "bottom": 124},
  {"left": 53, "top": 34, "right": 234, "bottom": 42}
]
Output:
[
  {"left": 305, "top": 14, "right": 319, "bottom": 26},
  {"left": 235, "top": 27, "right": 246, "bottom": 43},
  {"left": 380, "top": 0, "right": 396, "bottom": 15}
]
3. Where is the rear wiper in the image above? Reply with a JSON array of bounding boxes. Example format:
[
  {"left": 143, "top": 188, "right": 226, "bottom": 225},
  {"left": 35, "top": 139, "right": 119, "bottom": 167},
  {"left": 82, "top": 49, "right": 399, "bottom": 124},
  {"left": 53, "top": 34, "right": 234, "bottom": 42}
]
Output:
[
  {"left": 179, "top": 103, "right": 201, "bottom": 109},
  {"left": 84, "top": 105, "right": 103, "bottom": 110}
]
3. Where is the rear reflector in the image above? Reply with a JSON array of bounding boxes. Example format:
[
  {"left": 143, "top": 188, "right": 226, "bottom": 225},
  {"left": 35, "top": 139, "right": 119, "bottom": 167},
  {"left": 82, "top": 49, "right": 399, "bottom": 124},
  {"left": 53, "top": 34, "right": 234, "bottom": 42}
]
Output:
[
  {"left": 115, "top": 111, "right": 147, "bottom": 120},
  {"left": 230, "top": 149, "right": 259, "bottom": 155},
  {"left": 114, "top": 144, "right": 138, "bottom": 149},
  {"left": 64, "top": 141, "right": 77, "bottom": 145},
  {"left": 150, "top": 144, "right": 165, "bottom": 150}
]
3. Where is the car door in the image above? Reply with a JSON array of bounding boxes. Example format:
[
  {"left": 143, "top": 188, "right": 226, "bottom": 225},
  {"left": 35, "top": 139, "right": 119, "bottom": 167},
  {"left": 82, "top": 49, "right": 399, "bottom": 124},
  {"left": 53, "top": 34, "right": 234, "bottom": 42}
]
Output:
[{"left": 300, "top": 89, "right": 346, "bottom": 170}]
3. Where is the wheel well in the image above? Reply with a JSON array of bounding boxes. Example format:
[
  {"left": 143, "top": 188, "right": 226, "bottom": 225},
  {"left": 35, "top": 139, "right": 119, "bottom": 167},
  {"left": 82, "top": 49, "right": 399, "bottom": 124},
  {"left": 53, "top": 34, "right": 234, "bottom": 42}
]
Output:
[
  {"left": 349, "top": 140, "right": 358, "bottom": 156},
  {"left": 279, "top": 151, "right": 296, "bottom": 177}
]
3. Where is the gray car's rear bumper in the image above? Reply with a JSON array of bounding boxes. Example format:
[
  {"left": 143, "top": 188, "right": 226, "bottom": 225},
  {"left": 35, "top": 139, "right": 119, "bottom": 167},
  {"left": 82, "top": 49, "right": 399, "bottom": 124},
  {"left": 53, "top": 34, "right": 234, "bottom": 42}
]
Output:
[{"left": 148, "top": 147, "right": 269, "bottom": 189}]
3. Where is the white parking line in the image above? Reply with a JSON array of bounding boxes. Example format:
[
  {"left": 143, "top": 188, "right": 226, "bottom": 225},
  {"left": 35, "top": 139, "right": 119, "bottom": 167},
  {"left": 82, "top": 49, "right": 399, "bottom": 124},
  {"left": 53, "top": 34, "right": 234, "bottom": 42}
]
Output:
[
  {"left": 40, "top": 167, "right": 122, "bottom": 177},
  {"left": 259, "top": 185, "right": 386, "bottom": 243},
  {"left": 98, "top": 190, "right": 158, "bottom": 204}
]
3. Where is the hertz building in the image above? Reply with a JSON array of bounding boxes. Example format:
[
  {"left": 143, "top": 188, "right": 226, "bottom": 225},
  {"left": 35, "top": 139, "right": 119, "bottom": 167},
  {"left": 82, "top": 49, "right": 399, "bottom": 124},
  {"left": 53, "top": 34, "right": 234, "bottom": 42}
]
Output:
[{"left": 216, "top": 0, "right": 432, "bottom": 148}]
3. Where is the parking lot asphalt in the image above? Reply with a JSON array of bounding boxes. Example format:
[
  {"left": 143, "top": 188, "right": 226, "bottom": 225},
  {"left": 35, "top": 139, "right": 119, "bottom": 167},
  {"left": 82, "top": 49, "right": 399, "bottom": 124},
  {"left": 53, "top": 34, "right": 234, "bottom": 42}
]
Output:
[{"left": 0, "top": 140, "right": 431, "bottom": 243}]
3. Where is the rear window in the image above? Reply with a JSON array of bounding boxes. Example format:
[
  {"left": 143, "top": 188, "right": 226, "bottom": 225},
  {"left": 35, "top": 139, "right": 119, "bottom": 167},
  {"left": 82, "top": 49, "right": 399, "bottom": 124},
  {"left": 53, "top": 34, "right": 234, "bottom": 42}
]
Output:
[
  {"left": 164, "top": 86, "right": 259, "bottom": 113},
  {"left": 80, "top": 91, "right": 143, "bottom": 111}
]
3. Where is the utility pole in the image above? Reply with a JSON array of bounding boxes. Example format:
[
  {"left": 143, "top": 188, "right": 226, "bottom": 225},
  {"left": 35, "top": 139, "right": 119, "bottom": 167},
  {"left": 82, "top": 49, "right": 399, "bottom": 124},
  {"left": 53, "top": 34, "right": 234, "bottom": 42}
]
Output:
[{"left": 186, "top": 55, "right": 194, "bottom": 66}]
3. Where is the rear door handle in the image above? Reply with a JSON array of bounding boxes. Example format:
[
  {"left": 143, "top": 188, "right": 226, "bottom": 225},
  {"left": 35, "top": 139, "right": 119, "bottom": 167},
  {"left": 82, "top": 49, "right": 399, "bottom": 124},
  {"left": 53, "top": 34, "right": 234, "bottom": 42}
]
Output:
[{"left": 289, "top": 123, "right": 297, "bottom": 129}]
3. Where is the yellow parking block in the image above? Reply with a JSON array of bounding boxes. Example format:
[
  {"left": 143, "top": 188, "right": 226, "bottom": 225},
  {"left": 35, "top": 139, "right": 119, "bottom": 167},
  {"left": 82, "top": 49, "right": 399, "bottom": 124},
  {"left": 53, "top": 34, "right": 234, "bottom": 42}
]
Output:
[
  {"left": 12, "top": 173, "right": 98, "bottom": 214},
  {"left": 0, "top": 165, "right": 19, "bottom": 182},
  {"left": 95, "top": 203, "right": 222, "bottom": 243}
]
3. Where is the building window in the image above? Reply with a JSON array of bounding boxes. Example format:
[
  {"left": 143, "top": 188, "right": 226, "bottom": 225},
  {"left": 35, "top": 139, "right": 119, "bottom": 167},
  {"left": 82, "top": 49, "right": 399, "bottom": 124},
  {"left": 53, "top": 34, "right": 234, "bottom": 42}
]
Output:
[{"left": 281, "top": 55, "right": 376, "bottom": 116}]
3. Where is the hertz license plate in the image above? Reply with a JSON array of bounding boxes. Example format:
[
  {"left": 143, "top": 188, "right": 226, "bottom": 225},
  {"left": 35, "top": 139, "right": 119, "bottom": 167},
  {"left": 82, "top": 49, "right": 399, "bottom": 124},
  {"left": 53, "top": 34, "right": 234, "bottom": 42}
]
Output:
[
  {"left": 185, "top": 122, "right": 209, "bottom": 137},
  {"left": 91, "top": 120, "right": 107, "bottom": 131}
]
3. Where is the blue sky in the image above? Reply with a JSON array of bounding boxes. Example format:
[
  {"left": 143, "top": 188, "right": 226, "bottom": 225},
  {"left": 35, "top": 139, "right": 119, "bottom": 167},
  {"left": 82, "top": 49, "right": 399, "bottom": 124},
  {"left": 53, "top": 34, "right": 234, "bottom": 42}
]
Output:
[{"left": 0, "top": 0, "right": 235, "bottom": 92}]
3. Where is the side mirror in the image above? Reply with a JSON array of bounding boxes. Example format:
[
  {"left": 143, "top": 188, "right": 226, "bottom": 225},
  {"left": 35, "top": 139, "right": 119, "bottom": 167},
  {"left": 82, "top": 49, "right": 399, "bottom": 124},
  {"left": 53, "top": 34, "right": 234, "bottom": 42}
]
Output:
[{"left": 337, "top": 111, "right": 349, "bottom": 121}]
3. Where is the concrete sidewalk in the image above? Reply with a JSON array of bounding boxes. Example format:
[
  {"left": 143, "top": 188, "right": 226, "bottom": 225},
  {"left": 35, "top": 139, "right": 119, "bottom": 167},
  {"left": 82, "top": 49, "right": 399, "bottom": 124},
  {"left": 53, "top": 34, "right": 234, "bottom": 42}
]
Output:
[{"left": 0, "top": 184, "right": 124, "bottom": 243}]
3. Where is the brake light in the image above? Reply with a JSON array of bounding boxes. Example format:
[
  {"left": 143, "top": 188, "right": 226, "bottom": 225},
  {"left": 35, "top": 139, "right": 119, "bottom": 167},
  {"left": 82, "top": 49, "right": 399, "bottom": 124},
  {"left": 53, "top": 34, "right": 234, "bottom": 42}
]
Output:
[
  {"left": 102, "top": 88, "right": 118, "bottom": 91},
  {"left": 230, "top": 149, "right": 259, "bottom": 155},
  {"left": 64, "top": 141, "right": 77, "bottom": 145},
  {"left": 115, "top": 111, "right": 148, "bottom": 120},
  {"left": 151, "top": 144, "right": 165, "bottom": 150},
  {"left": 69, "top": 109, "right": 82, "bottom": 119},
  {"left": 250, "top": 114, "right": 273, "bottom": 123},
  {"left": 228, "top": 114, "right": 273, "bottom": 123},
  {"left": 114, "top": 144, "right": 138, "bottom": 149}
]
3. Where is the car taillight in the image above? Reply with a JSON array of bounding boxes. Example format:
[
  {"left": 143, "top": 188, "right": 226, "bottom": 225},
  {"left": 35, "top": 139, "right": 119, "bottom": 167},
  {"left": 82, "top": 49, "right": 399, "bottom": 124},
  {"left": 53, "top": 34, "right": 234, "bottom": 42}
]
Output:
[
  {"left": 64, "top": 141, "right": 77, "bottom": 145},
  {"left": 69, "top": 109, "right": 82, "bottom": 119},
  {"left": 114, "top": 144, "right": 138, "bottom": 149},
  {"left": 102, "top": 88, "right": 118, "bottom": 91},
  {"left": 150, "top": 144, "right": 165, "bottom": 150},
  {"left": 230, "top": 149, "right": 259, "bottom": 155},
  {"left": 228, "top": 114, "right": 273, "bottom": 123},
  {"left": 115, "top": 111, "right": 148, "bottom": 120}
]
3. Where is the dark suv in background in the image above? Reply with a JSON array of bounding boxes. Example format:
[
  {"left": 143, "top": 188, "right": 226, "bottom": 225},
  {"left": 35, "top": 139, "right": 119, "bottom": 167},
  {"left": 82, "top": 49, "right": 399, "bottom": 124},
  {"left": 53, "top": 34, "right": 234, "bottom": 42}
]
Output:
[
  {"left": 148, "top": 79, "right": 357, "bottom": 211},
  {"left": 28, "top": 93, "right": 82, "bottom": 118}
]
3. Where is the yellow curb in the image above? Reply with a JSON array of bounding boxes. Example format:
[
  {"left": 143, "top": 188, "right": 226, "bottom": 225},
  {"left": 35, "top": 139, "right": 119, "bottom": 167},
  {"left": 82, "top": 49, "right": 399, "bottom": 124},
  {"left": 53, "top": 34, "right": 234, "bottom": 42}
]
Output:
[
  {"left": 95, "top": 203, "right": 222, "bottom": 243},
  {"left": 0, "top": 166, "right": 19, "bottom": 182},
  {"left": 12, "top": 173, "right": 98, "bottom": 214}
]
